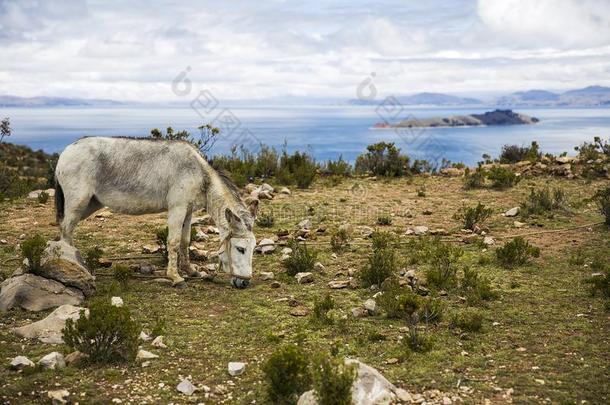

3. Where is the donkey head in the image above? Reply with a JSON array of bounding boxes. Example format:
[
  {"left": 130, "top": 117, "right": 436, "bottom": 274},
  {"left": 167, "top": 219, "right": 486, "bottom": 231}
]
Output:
[{"left": 220, "top": 202, "right": 258, "bottom": 289}]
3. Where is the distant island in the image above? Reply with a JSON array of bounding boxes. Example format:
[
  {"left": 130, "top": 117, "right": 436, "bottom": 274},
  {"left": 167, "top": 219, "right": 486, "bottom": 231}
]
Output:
[
  {"left": 376, "top": 109, "right": 539, "bottom": 128},
  {"left": 0, "top": 95, "right": 125, "bottom": 108}
]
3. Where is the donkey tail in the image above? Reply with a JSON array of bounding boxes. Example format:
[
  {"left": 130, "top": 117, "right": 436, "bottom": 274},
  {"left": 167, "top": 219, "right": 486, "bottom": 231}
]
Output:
[{"left": 55, "top": 180, "right": 65, "bottom": 223}]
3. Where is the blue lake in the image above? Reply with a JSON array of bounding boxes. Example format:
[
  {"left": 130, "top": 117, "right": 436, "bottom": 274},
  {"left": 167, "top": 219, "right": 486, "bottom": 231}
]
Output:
[{"left": 2, "top": 105, "right": 609, "bottom": 166}]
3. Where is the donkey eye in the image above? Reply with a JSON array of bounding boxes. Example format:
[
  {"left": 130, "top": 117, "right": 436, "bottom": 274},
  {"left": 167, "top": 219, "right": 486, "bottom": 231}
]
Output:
[{"left": 236, "top": 246, "right": 246, "bottom": 254}]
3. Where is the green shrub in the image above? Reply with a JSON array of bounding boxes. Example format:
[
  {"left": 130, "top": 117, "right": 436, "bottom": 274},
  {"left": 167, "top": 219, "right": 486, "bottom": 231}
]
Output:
[
  {"left": 151, "top": 310, "right": 167, "bottom": 337},
  {"left": 84, "top": 246, "right": 104, "bottom": 272},
  {"left": 499, "top": 141, "right": 541, "bottom": 164},
  {"left": 355, "top": 142, "right": 409, "bottom": 177},
  {"left": 37, "top": 190, "right": 49, "bottom": 204},
  {"left": 463, "top": 166, "right": 486, "bottom": 189},
  {"left": 574, "top": 136, "right": 610, "bottom": 160},
  {"left": 453, "top": 202, "right": 493, "bottom": 231},
  {"left": 155, "top": 227, "right": 169, "bottom": 262},
  {"left": 263, "top": 345, "right": 312, "bottom": 404},
  {"left": 323, "top": 155, "right": 352, "bottom": 177},
  {"left": 256, "top": 211, "right": 275, "bottom": 228},
  {"left": 404, "top": 327, "right": 433, "bottom": 353},
  {"left": 280, "top": 148, "right": 317, "bottom": 189},
  {"left": 461, "top": 267, "right": 497, "bottom": 305},
  {"left": 451, "top": 308, "right": 484, "bottom": 333},
  {"left": 377, "top": 277, "right": 404, "bottom": 318},
  {"left": 376, "top": 214, "right": 392, "bottom": 226},
  {"left": 403, "top": 236, "right": 442, "bottom": 265},
  {"left": 594, "top": 185, "right": 610, "bottom": 226},
  {"left": 330, "top": 229, "right": 350, "bottom": 253},
  {"left": 568, "top": 248, "right": 586, "bottom": 266},
  {"left": 359, "top": 232, "right": 398, "bottom": 287},
  {"left": 418, "top": 297, "right": 444, "bottom": 324},
  {"left": 495, "top": 237, "right": 540, "bottom": 268},
  {"left": 20, "top": 234, "right": 47, "bottom": 273},
  {"left": 283, "top": 241, "right": 317, "bottom": 276},
  {"left": 113, "top": 265, "right": 132, "bottom": 288},
  {"left": 520, "top": 187, "right": 568, "bottom": 217},
  {"left": 63, "top": 297, "right": 140, "bottom": 363},
  {"left": 312, "top": 294, "right": 335, "bottom": 325},
  {"left": 425, "top": 242, "right": 463, "bottom": 290},
  {"left": 416, "top": 185, "right": 426, "bottom": 197},
  {"left": 311, "top": 354, "right": 356, "bottom": 405},
  {"left": 488, "top": 167, "right": 519, "bottom": 189}
]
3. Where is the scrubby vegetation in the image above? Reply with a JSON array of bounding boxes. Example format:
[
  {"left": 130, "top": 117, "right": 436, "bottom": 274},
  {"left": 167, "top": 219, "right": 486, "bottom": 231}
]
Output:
[
  {"left": 376, "top": 213, "right": 392, "bottom": 225},
  {"left": 63, "top": 297, "right": 140, "bottom": 364},
  {"left": 499, "top": 141, "right": 541, "bottom": 163},
  {"left": 487, "top": 166, "right": 520, "bottom": 189},
  {"left": 311, "top": 353, "right": 356, "bottom": 405},
  {"left": 454, "top": 202, "right": 493, "bottom": 231},
  {"left": 594, "top": 185, "right": 610, "bottom": 225},
  {"left": 255, "top": 211, "right": 275, "bottom": 228},
  {"left": 355, "top": 142, "right": 409, "bottom": 177},
  {"left": 463, "top": 166, "right": 486, "bottom": 189},
  {"left": 112, "top": 265, "right": 133, "bottom": 289},
  {"left": 330, "top": 228, "right": 350, "bottom": 253},
  {"left": 359, "top": 231, "right": 398, "bottom": 287},
  {"left": 283, "top": 241, "right": 317, "bottom": 276},
  {"left": 84, "top": 246, "right": 104, "bottom": 272},
  {"left": 425, "top": 242, "right": 463, "bottom": 290},
  {"left": 496, "top": 237, "right": 541, "bottom": 268},
  {"left": 451, "top": 308, "right": 484, "bottom": 333},
  {"left": 312, "top": 294, "right": 335, "bottom": 325},
  {"left": 461, "top": 267, "right": 497, "bottom": 305},
  {"left": 263, "top": 345, "right": 312, "bottom": 404},
  {"left": 520, "top": 187, "right": 568, "bottom": 217},
  {"left": 20, "top": 234, "right": 47, "bottom": 273}
]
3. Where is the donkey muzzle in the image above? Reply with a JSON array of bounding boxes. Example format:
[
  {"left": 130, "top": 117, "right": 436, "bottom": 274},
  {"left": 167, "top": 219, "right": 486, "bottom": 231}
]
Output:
[{"left": 231, "top": 277, "right": 250, "bottom": 289}]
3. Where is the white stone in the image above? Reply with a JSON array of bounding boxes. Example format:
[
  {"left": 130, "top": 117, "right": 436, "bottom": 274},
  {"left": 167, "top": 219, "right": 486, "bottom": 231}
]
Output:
[
  {"left": 413, "top": 226, "right": 429, "bottom": 236},
  {"left": 504, "top": 207, "right": 520, "bottom": 217},
  {"left": 364, "top": 299, "right": 377, "bottom": 315},
  {"left": 296, "top": 272, "right": 314, "bottom": 284},
  {"left": 38, "top": 352, "right": 65, "bottom": 370},
  {"left": 260, "top": 271, "right": 274, "bottom": 280},
  {"left": 111, "top": 296, "right": 123, "bottom": 307},
  {"left": 352, "top": 307, "right": 368, "bottom": 318},
  {"left": 177, "top": 378, "right": 197, "bottom": 395},
  {"left": 260, "top": 183, "right": 274, "bottom": 193},
  {"left": 136, "top": 349, "right": 159, "bottom": 361},
  {"left": 228, "top": 362, "right": 246, "bottom": 376},
  {"left": 9, "top": 355, "right": 35, "bottom": 370},
  {"left": 139, "top": 331, "right": 151, "bottom": 341},
  {"left": 48, "top": 389, "right": 69, "bottom": 404},
  {"left": 151, "top": 335, "right": 167, "bottom": 349},
  {"left": 298, "top": 218, "right": 312, "bottom": 230},
  {"left": 396, "top": 388, "right": 413, "bottom": 402},
  {"left": 12, "top": 304, "right": 87, "bottom": 344},
  {"left": 314, "top": 262, "right": 325, "bottom": 272},
  {"left": 279, "top": 187, "right": 291, "bottom": 195},
  {"left": 483, "top": 236, "right": 495, "bottom": 246},
  {"left": 281, "top": 247, "right": 293, "bottom": 255},
  {"left": 513, "top": 221, "right": 525, "bottom": 228}
]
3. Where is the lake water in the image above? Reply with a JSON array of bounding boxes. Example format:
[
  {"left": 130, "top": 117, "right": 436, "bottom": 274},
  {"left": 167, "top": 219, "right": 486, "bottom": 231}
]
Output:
[{"left": 2, "top": 105, "right": 609, "bottom": 166}]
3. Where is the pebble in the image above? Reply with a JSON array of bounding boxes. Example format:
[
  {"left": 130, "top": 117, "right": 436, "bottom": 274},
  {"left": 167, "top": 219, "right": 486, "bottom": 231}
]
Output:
[
  {"left": 111, "top": 296, "right": 124, "bottom": 307},
  {"left": 9, "top": 355, "right": 35, "bottom": 370},
  {"left": 38, "top": 352, "right": 65, "bottom": 370},
  {"left": 177, "top": 378, "right": 196, "bottom": 395},
  {"left": 136, "top": 349, "right": 159, "bottom": 361},
  {"left": 364, "top": 299, "right": 377, "bottom": 315},
  {"left": 395, "top": 388, "right": 413, "bottom": 402},
  {"left": 504, "top": 207, "right": 520, "bottom": 217},
  {"left": 328, "top": 280, "right": 350, "bottom": 289},
  {"left": 139, "top": 331, "right": 151, "bottom": 341},
  {"left": 48, "top": 389, "right": 70, "bottom": 404},
  {"left": 295, "top": 272, "right": 314, "bottom": 284},
  {"left": 413, "top": 226, "right": 429, "bottom": 236},
  {"left": 260, "top": 271, "right": 274, "bottom": 280},
  {"left": 151, "top": 335, "right": 167, "bottom": 348},
  {"left": 313, "top": 262, "right": 325, "bottom": 272},
  {"left": 351, "top": 307, "right": 368, "bottom": 318},
  {"left": 228, "top": 362, "right": 246, "bottom": 376}
]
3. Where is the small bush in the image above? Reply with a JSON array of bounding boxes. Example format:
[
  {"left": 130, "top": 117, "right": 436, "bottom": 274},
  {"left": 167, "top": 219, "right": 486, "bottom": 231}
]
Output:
[
  {"left": 155, "top": 227, "right": 169, "bottom": 262},
  {"left": 311, "top": 354, "right": 356, "bottom": 405},
  {"left": 355, "top": 142, "right": 409, "bottom": 177},
  {"left": 376, "top": 214, "right": 392, "bottom": 226},
  {"left": 574, "top": 136, "right": 610, "bottom": 160},
  {"left": 488, "top": 167, "right": 519, "bottom": 189},
  {"left": 377, "top": 277, "right": 405, "bottom": 318},
  {"left": 403, "top": 236, "right": 441, "bottom": 265},
  {"left": 84, "top": 246, "right": 104, "bottom": 272},
  {"left": 416, "top": 185, "right": 426, "bottom": 197},
  {"left": 425, "top": 242, "right": 463, "bottom": 290},
  {"left": 451, "top": 308, "right": 484, "bottom": 333},
  {"left": 404, "top": 327, "right": 433, "bottom": 353},
  {"left": 37, "top": 190, "right": 49, "bottom": 204},
  {"left": 21, "top": 234, "right": 47, "bottom": 273},
  {"left": 569, "top": 248, "right": 586, "bottom": 266},
  {"left": 323, "top": 155, "right": 352, "bottom": 177},
  {"left": 263, "top": 345, "right": 312, "bottom": 404},
  {"left": 418, "top": 297, "right": 444, "bottom": 325},
  {"left": 463, "top": 166, "right": 486, "bottom": 189},
  {"left": 461, "top": 267, "right": 497, "bottom": 305},
  {"left": 330, "top": 229, "right": 350, "bottom": 253},
  {"left": 359, "top": 232, "right": 398, "bottom": 287},
  {"left": 312, "top": 294, "right": 335, "bottom": 325},
  {"left": 113, "top": 265, "right": 132, "bottom": 288},
  {"left": 495, "top": 237, "right": 540, "bottom": 268},
  {"left": 499, "top": 141, "right": 541, "bottom": 164},
  {"left": 63, "top": 297, "right": 140, "bottom": 363},
  {"left": 151, "top": 310, "right": 167, "bottom": 337},
  {"left": 521, "top": 187, "right": 568, "bottom": 217},
  {"left": 283, "top": 241, "right": 317, "bottom": 276},
  {"left": 279, "top": 148, "right": 317, "bottom": 189},
  {"left": 454, "top": 202, "right": 493, "bottom": 231},
  {"left": 256, "top": 211, "right": 275, "bottom": 228},
  {"left": 594, "top": 185, "right": 610, "bottom": 226}
]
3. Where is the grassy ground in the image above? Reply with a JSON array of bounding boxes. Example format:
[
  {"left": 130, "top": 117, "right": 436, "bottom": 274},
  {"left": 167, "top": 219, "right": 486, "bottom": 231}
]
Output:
[{"left": 1, "top": 175, "right": 609, "bottom": 404}]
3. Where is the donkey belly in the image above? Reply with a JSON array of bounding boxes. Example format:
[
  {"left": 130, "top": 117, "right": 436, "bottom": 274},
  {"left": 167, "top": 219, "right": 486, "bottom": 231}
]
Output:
[{"left": 94, "top": 189, "right": 168, "bottom": 215}]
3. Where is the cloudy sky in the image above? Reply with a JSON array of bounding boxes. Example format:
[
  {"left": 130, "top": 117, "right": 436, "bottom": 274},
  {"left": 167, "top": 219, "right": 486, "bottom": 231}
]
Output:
[{"left": 1, "top": 0, "right": 609, "bottom": 101}]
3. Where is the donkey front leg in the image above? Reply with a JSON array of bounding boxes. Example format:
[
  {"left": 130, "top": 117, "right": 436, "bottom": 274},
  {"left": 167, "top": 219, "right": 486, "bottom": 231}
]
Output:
[
  {"left": 179, "top": 205, "right": 199, "bottom": 277},
  {"left": 167, "top": 206, "right": 188, "bottom": 287}
]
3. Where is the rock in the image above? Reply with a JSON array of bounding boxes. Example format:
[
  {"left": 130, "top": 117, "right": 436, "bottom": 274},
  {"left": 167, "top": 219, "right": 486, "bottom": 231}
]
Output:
[
  {"left": 260, "top": 271, "right": 274, "bottom": 280},
  {"left": 193, "top": 229, "right": 209, "bottom": 242},
  {"left": 396, "top": 388, "right": 413, "bottom": 402},
  {"left": 351, "top": 307, "right": 368, "bottom": 318},
  {"left": 297, "top": 390, "right": 318, "bottom": 405},
  {"left": 65, "top": 351, "right": 88, "bottom": 366},
  {"left": 442, "top": 396, "right": 452, "bottom": 405},
  {"left": 258, "top": 190, "right": 274, "bottom": 200},
  {"left": 364, "top": 299, "right": 377, "bottom": 315},
  {"left": 39, "top": 240, "right": 96, "bottom": 297},
  {"left": 257, "top": 238, "right": 275, "bottom": 254},
  {"left": 137, "top": 264, "right": 156, "bottom": 275},
  {"left": 142, "top": 245, "right": 161, "bottom": 254},
  {"left": 270, "top": 281, "right": 281, "bottom": 288},
  {"left": 281, "top": 247, "right": 293, "bottom": 255},
  {"left": 48, "top": 389, "right": 70, "bottom": 405},
  {"left": 483, "top": 236, "right": 495, "bottom": 246},
  {"left": 279, "top": 187, "right": 291, "bottom": 195},
  {"left": 280, "top": 253, "right": 291, "bottom": 262},
  {"left": 413, "top": 226, "right": 429, "bottom": 236},
  {"left": 151, "top": 335, "right": 167, "bottom": 348},
  {"left": 206, "top": 226, "right": 220, "bottom": 234},
  {"left": 38, "top": 352, "right": 66, "bottom": 370},
  {"left": 151, "top": 278, "right": 172, "bottom": 285},
  {"left": 0, "top": 274, "right": 84, "bottom": 312},
  {"left": 177, "top": 378, "right": 197, "bottom": 395},
  {"left": 440, "top": 167, "right": 465, "bottom": 177},
  {"left": 260, "top": 183, "right": 274, "bottom": 193},
  {"left": 339, "top": 223, "right": 353, "bottom": 233},
  {"left": 228, "top": 361, "right": 246, "bottom": 376},
  {"left": 403, "top": 209, "right": 414, "bottom": 218},
  {"left": 297, "top": 219, "right": 312, "bottom": 231},
  {"left": 245, "top": 183, "right": 258, "bottom": 194},
  {"left": 12, "top": 304, "right": 87, "bottom": 344},
  {"left": 359, "top": 226, "right": 375, "bottom": 238},
  {"left": 504, "top": 207, "right": 520, "bottom": 217},
  {"left": 328, "top": 280, "right": 350, "bottom": 289},
  {"left": 296, "top": 272, "right": 314, "bottom": 284},
  {"left": 136, "top": 349, "right": 159, "bottom": 361},
  {"left": 111, "top": 296, "right": 123, "bottom": 307},
  {"left": 139, "top": 331, "right": 151, "bottom": 341},
  {"left": 28, "top": 189, "right": 55, "bottom": 199},
  {"left": 314, "top": 262, "right": 325, "bottom": 272},
  {"left": 191, "top": 214, "right": 213, "bottom": 226},
  {"left": 513, "top": 221, "right": 526, "bottom": 228},
  {"left": 9, "top": 355, "right": 35, "bottom": 370},
  {"left": 188, "top": 246, "right": 208, "bottom": 260}
]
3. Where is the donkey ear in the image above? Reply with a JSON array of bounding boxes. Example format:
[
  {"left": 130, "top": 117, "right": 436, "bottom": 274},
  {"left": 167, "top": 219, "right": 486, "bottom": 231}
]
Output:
[
  {"left": 225, "top": 208, "right": 242, "bottom": 226},
  {"left": 248, "top": 198, "right": 259, "bottom": 219}
]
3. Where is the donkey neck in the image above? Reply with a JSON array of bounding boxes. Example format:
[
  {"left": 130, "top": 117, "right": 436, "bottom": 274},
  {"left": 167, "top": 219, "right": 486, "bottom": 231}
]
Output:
[{"left": 205, "top": 177, "right": 242, "bottom": 239}]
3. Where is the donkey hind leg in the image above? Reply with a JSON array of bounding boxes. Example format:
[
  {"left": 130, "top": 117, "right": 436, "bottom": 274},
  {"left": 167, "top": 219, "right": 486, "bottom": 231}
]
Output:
[
  {"left": 60, "top": 192, "right": 95, "bottom": 246},
  {"left": 179, "top": 205, "right": 198, "bottom": 277},
  {"left": 167, "top": 206, "right": 188, "bottom": 287}
]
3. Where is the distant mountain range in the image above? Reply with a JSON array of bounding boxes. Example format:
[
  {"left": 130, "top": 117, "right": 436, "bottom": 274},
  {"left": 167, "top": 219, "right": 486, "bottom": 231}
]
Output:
[
  {"left": 348, "top": 85, "right": 610, "bottom": 107},
  {"left": 0, "top": 95, "right": 125, "bottom": 107}
]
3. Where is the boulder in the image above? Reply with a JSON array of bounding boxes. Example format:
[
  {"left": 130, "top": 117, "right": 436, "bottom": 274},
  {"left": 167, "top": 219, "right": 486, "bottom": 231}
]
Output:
[
  {"left": 257, "top": 238, "right": 275, "bottom": 254},
  {"left": 0, "top": 274, "right": 84, "bottom": 312},
  {"left": 440, "top": 167, "right": 465, "bottom": 177},
  {"left": 47, "top": 389, "right": 70, "bottom": 405},
  {"left": 38, "top": 351, "right": 66, "bottom": 370},
  {"left": 136, "top": 349, "right": 159, "bottom": 361},
  {"left": 297, "top": 359, "right": 398, "bottom": 405},
  {"left": 258, "top": 190, "right": 274, "bottom": 200},
  {"left": 313, "top": 262, "right": 325, "bottom": 272},
  {"left": 296, "top": 272, "right": 314, "bottom": 284},
  {"left": 279, "top": 187, "right": 291, "bottom": 195},
  {"left": 504, "top": 207, "right": 520, "bottom": 217},
  {"left": 177, "top": 378, "right": 197, "bottom": 396},
  {"left": 413, "top": 226, "right": 429, "bottom": 236},
  {"left": 9, "top": 355, "right": 35, "bottom": 370},
  {"left": 244, "top": 183, "right": 258, "bottom": 194},
  {"left": 328, "top": 280, "right": 350, "bottom": 289},
  {"left": 111, "top": 296, "right": 123, "bottom": 307},
  {"left": 298, "top": 218, "right": 313, "bottom": 230},
  {"left": 364, "top": 299, "right": 377, "bottom": 316},
  {"left": 12, "top": 304, "right": 87, "bottom": 344},
  {"left": 260, "top": 183, "right": 274, "bottom": 193},
  {"left": 228, "top": 361, "right": 246, "bottom": 376},
  {"left": 260, "top": 271, "right": 275, "bottom": 280},
  {"left": 38, "top": 240, "right": 96, "bottom": 297}
]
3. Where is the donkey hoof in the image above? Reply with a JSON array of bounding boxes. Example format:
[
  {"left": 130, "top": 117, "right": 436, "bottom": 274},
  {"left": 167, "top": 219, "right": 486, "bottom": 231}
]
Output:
[{"left": 173, "top": 280, "right": 187, "bottom": 289}]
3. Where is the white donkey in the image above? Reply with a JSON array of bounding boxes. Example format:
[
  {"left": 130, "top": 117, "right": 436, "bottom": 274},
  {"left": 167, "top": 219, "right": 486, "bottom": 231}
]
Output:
[{"left": 54, "top": 137, "right": 258, "bottom": 288}]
